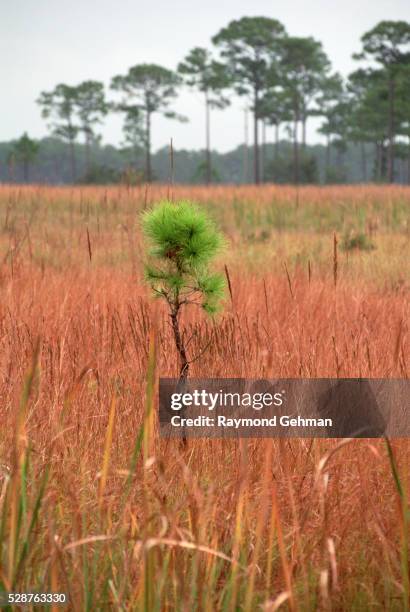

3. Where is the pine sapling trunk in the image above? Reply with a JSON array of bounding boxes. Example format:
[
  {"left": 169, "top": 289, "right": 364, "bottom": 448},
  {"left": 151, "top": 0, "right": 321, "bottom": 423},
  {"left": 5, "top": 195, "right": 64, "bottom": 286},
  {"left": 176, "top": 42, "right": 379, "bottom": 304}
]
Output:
[
  {"left": 170, "top": 297, "right": 189, "bottom": 448},
  {"left": 170, "top": 305, "right": 189, "bottom": 382}
]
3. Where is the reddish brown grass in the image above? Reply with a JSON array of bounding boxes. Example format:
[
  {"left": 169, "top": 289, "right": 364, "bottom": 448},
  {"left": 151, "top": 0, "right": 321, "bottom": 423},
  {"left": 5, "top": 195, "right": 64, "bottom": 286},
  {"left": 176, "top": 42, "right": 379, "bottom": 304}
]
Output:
[{"left": 0, "top": 185, "right": 409, "bottom": 609}]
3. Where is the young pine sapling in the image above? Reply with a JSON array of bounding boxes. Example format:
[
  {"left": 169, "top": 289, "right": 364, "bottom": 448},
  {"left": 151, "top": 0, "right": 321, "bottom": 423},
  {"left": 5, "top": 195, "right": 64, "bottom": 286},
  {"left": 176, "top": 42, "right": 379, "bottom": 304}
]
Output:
[{"left": 142, "top": 200, "right": 225, "bottom": 381}]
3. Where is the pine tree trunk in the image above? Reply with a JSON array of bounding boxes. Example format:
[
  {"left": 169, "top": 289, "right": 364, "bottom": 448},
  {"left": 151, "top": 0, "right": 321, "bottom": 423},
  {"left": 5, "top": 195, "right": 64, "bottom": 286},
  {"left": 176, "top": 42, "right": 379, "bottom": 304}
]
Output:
[
  {"left": 23, "top": 159, "right": 29, "bottom": 183},
  {"left": 293, "top": 115, "right": 299, "bottom": 185},
  {"left": 205, "top": 93, "right": 211, "bottom": 185},
  {"left": 146, "top": 111, "right": 152, "bottom": 183},
  {"left": 261, "top": 120, "right": 266, "bottom": 183},
  {"left": 9, "top": 157, "right": 15, "bottom": 183},
  {"left": 326, "top": 135, "right": 330, "bottom": 172},
  {"left": 337, "top": 147, "right": 342, "bottom": 169},
  {"left": 408, "top": 138, "right": 410, "bottom": 185},
  {"left": 360, "top": 141, "right": 367, "bottom": 182},
  {"left": 387, "top": 75, "right": 395, "bottom": 184},
  {"left": 381, "top": 143, "right": 387, "bottom": 181},
  {"left": 253, "top": 90, "right": 260, "bottom": 185},
  {"left": 374, "top": 142, "right": 380, "bottom": 181},
  {"left": 69, "top": 138, "right": 76, "bottom": 183},
  {"left": 85, "top": 131, "right": 91, "bottom": 176},
  {"left": 243, "top": 108, "right": 249, "bottom": 184},
  {"left": 302, "top": 116, "right": 307, "bottom": 150}
]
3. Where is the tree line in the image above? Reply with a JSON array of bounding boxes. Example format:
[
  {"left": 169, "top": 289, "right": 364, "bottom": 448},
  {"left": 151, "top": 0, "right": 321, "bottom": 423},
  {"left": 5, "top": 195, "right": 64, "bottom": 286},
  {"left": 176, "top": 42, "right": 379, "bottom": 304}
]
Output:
[{"left": 9, "top": 17, "right": 410, "bottom": 185}]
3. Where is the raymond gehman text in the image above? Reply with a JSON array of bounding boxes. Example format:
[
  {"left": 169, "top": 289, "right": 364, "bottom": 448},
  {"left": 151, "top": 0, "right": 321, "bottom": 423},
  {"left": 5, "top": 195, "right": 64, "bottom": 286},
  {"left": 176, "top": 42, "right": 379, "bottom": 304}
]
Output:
[{"left": 170, "top": 414, "right": 332, "bottom": 429}]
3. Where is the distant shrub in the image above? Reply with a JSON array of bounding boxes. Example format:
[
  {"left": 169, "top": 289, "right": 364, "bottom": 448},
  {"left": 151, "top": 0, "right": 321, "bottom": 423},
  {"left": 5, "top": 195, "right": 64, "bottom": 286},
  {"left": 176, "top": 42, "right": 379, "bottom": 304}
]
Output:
[
  {"left": 79, "top": 164, "right": 120, "bottom": 185},
  {"left": 121, "top": 167, "right": 146, "bottom": 186},
  {"left": 192, "top": 161, "right": 222, "bottom": 183},
  {"left": 246, "top": 228, "right": 271, "bottom": 243},
  {"left": 325, "top": 166, "right": 348, "bottom": 184},
  {"left": 342, "top": 231, "right": 376, "bottom": 252},
  {"left": 265, "top": 152, "right": 319, "bottom": 184}
]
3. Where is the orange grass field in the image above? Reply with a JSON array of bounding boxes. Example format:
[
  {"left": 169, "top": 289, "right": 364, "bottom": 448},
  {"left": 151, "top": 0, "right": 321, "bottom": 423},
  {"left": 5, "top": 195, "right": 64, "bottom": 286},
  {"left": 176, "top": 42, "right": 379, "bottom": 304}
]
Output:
[{"left": 0, "top": 184, "right": 409, "bottom": 610}]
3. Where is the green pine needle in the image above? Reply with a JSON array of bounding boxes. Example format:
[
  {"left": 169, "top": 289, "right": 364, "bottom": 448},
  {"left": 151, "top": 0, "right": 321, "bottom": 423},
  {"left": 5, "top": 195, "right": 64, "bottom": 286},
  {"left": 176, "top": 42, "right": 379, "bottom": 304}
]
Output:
[{"left": 141, "top": 200, "right": 226, "bottom": 313}]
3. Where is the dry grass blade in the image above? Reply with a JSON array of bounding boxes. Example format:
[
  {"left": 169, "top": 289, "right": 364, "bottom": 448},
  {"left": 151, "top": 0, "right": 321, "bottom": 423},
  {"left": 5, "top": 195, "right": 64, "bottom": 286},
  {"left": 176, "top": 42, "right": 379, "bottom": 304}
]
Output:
[
  {"left": 224, "top": 264, "right": 233, "bottom": 305},
  {"left": 333, "top": 232, "right": 338, "bottom": 287},
  {"left": 283, "top": 262, "right": 294, "bottom": 299},
  {"left": 263, "top": 591, "right": 291, "bottom": 611},
  {"left": 314, "top": 439, "right": 354, "bottom": 488},
  {"left": 137, "top": 537, "right": 245, "bottom": 568},
  {"left": 98, "top": 396, "right": 117, "bottom": 507},
  {"left": 64, "top": 535, "right": 117, "bottom": 551},
  {"left": 86, "top": 227, "right": 92, "bottom": 262}
]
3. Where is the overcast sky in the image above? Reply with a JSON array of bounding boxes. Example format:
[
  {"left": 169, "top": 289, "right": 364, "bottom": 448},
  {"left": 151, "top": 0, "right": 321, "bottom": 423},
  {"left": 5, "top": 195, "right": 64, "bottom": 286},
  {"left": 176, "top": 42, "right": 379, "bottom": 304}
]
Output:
[{"left": 1, "top": 0, "right": 409, "bottom": 152}]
